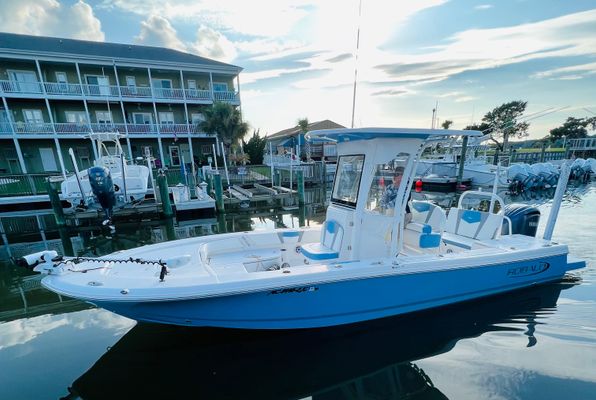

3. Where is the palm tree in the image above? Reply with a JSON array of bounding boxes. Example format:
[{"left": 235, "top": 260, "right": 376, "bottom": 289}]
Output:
[
  {"left": 199, "top": 102, "right": 249, "bottom": 155},
  {"left": 297, "top": 118, "right": 309, "bottom": 160}
]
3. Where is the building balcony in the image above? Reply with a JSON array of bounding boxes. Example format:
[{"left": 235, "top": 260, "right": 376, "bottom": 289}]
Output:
[
  {"left": 0, "top": 121, "right": 208, "bottom": 136},
  {"left": 0, "top": 80, "right": 240, "bottom": 104}
]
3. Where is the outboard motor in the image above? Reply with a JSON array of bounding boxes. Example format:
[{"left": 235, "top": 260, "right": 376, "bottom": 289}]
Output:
[
  {"left": 88, "top": 166, "right": 117, "bottom": 221},
  {"left": 501, "top": 204, "right": 541, "bottom": 237}
]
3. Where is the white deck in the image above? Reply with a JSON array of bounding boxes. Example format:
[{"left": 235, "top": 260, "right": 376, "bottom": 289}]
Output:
[{"left": 42, "top": 227, "right": 568, "bottom": 303}]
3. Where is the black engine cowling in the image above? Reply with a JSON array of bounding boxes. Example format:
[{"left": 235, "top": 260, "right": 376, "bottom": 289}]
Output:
[
  {"left": 88, "top": 166, "right": 116, "bottom": 218},
  {"left": 501, "top": 204, "right": 540, "bottom": 237}
]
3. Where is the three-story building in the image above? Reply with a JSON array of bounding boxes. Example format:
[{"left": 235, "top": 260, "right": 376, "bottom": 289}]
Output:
[{"left": 0, "top": 32, "right": 242, "bottom": 176}]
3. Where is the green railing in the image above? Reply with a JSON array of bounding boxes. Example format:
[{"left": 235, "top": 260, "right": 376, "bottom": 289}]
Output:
[{"left": 0, "top": 174, "right": 59, "bottom": 197}]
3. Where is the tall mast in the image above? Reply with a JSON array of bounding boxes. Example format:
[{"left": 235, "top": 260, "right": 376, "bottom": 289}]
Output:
[{"left": 350, "top": 0, "right": 363, "bottom": 128}]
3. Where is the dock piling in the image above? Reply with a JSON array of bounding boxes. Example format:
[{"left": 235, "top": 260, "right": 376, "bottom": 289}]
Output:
[
  {"left": 213, "top": 173, "right": 225, "bottom": 213},
  {"left": 47, "top": 179, "right": 65, "bottom": 226},
  {"left": 297, "top": 170, "right": 305, "bottom": 204},
  {"left": 157, "top": 171, "right": 173, "bottom": 218}
]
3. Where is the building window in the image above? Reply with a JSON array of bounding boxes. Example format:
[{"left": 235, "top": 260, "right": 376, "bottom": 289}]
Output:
[
  {"left": 55, "top": 72, "right": 68, "bottom": 83},
  {"left": 191, "top": 113, "right": 205, "bottom": 124},
  {"left": 65, "top": 111, "right": 87, "bottom": 124},
  {"left": 96, "top": 111, "right": 112, "bottom": 124},
  {"left": 212, "top": 82, "right": 228, "bottom": 92},
  {"left": 152, "top": 79, "right": 172, "bottom": 89},
  {"left": 159, "top": 112, "right": 175, "bottom": 125},
  {"left": 125, "top": 76, "right": 137, "bottom": 95},
  {"left": 187, "top": 80, "right": 197, "bottom": 90},
  {"left": 169, "top": 146, "right": 181, "bottom": 166},
  {"left": 202, "top": 145, "right": 212, "bottom": 154},
  {"left": 133, "top": 113, "right": 153, "bottom": 124},
  {"left": 23, "top": 109, "right": 44, "bottom": 124},
  {"left": 8, "top": 70, "right": 39, "bottom": 92}
]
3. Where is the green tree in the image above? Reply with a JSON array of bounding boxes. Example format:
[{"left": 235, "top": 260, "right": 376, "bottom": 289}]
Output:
[
  {"left": 441, "top": 120, "right": 453, "bottom": 129},
  {"left": 297, "top": 118, "right": 309, "bottom": 160},
  {"left": 242, "top": 129, "right": 267, "bottom": 165},
  {"left": 199, "top": 102, "right": 249, "bottom": 155},
  {"left": 481, "top": 100, "right": 529, "bottom": 153},
  {"left": 549, "top": 117, "right": 596, "bottom": 141}
]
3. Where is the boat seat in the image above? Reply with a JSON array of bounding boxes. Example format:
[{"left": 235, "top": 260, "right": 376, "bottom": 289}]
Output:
[
  {"left": 403, "top": 222, "right": 442, "bottom": 252},
  {"left": 445, "top": 208, "right": 503, "bottom": 241},
  {"left": 410, "top": 201, "right": 446, "bottom": 232},
  {"left": 301, "top": 220, "right": 344, "bottom": 261}
]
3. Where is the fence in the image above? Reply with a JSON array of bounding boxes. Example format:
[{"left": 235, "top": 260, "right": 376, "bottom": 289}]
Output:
[{"left": 0, "top": 174, "right": 58, "bottom": 196}]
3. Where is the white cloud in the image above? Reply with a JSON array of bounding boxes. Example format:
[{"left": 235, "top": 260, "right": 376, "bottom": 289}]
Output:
[
  {"left": 475, "top": 4, "right": 494, "bottom": 10},
  {"left": 0, "top": 0, "right": 104, "bottom": 41},
  {"left": 455, "top": 96, "right": 478, "bottom": 102},
  {"left": 531, "top": 62, "right": 596, "bottom": 80},
  {"left": 190, "top": 25, "right": 237, "bottom": 62},
  {"left": 135, "top": 15, "right": 186, "bottom": 51},
  {"left": 135, "top": 15, "right": 237, "bottom": 62}
]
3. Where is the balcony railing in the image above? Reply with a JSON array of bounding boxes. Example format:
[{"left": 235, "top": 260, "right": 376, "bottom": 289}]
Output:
[
  {"left": 44, "top": 82, "right": 83, "bottom": 96},
  {"left": 12, "top": 122, "right": 54, "bottom": 134},
  {"left": 152, "top": 87, "right": 185, "bottom": 99},
  {"left": 0, "top": 80, "right": 240, "bottom": 103},
  {"left": 184, "top": 89, "right": 211, "bottom": 101},
  {"left": 82, "top": 84, "right": 120, "bottom": 97},
  {"left": 0, "top": 80, "right": 43, "bottom": 94},
  {"left": 120, "top": 86, "right": 152, "bottom": 98},
  {"left": 213, "top": 90, "right": 239, "bottom": 102},
  {"left": 0, "top": 121, "right": 207, "bottom": 135}
]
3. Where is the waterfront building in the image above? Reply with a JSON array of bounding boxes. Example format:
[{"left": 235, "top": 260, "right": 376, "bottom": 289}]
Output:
[
  {"left": 267, "top": 120, "right": 343, "bottom": 161},
  {"left": 0, "top": 32, "right": 242, "bottom": 176}
]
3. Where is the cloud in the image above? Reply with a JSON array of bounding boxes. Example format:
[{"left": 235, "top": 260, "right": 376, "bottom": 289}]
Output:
[
  {"left": 135, "top": 15, "right": 186, "bottom": 51},
  {"left": 327, "top": 53, "right": 353, "bottom": 63},
  {"left": 371, "top": 88, "right": 411, "bottom": 97},
  {"left": 0, "top": 0, "right": 104, "bottom": 41},
  {"left": 364, "top": 9, "right": 596, "bottom": 86},
  {"left": 455, "top": 96, "right": 477, "bottom": 102},
  {"left": 135, "top": 15, "right": 237, "bottom": 62},
  {"left": 531, "top": 61, "right": 596, "bottom": 80},
  {"left": 474, "top": 4, "right": 493, "bottom": 10},
  {"left": 190, "top": 25, "right": 237, "bottom": 62}
]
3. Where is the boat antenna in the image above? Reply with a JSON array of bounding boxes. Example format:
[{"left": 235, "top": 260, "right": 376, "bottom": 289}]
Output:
[
  {"left": 350, "top": 0, "right": 362, "bottom": 128},
  {"left": 431, "top": 101, "right": 438, "bottom": 129}
]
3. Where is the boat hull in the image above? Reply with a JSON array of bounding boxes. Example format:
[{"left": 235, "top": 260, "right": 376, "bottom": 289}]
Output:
[{"left": 92, "top": 253, "right": 573, "bottom": 329}]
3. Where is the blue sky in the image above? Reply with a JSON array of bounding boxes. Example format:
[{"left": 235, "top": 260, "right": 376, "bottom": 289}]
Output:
[{"left": 2, "top": 0, "right": 595, "bottom": 139}]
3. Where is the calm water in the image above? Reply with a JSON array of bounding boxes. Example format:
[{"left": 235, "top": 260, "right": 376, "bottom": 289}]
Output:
[{"left": 0, "top": 184, "right": 595, "bottom": 400}]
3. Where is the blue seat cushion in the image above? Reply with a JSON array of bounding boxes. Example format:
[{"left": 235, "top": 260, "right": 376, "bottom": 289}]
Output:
[
  {"left": 419, "top": 232, "right": 441, "bottom": 248},
  {"left": 301, "top": 243, "right": 339, "bottom": 261}
]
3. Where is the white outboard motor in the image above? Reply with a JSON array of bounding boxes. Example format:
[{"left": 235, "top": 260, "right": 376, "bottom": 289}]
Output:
[{"left": 586, "top": 158, "right": 596, "bottom": 174}]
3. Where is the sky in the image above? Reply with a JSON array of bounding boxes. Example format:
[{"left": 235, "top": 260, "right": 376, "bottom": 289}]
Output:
[{"left": 1, "top": 0, "right": 595, "bottom": 139}]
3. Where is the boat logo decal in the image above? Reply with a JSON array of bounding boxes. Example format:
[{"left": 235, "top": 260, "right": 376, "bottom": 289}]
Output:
[
  {"left": 270, "top": 286, "right": 319, "bottom": 295},
  {"left": 507, "top": 261, "right": 550, "bottom": 277}
]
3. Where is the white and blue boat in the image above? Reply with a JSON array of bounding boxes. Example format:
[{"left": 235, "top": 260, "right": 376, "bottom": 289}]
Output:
[{"left": 22, "top": 128, "right": 585, "bottom": 329}]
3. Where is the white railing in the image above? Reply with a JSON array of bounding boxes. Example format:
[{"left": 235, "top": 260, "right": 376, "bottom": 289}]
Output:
[
  {"left": 158, "top": 123, "right": 191, "bottom": 134},
  {"left": 54, "top": 123, "right": 90, "bottom": 134},
  {"left": 0, "top": 80, "right": 43, "bottom": 94},
  {"left": 120, "top": 86, "right": 152, "bottom": 98},
  {"left": 213, "top": 90, "right": 239, "bottom": 102},
  {"left": 12, "top": 122, "right": 54, "bottom": 134},
  {"left": 126, "top": 124, "right": 158, "bottom": 134},
  {"left": 82, "top": 84, "right": 120, "bottom": 97},
  {"left": 152, "top": 87, "right": 185, "bottom": 99},
  {"left": 44, "top": 82, "right": 83, "bottom": 96},
  {"left": 0, "top": 122, "right": 13, "bottom": 134},
  {"left": 185, "top": 89, "right": 211, "bottom": 101}
]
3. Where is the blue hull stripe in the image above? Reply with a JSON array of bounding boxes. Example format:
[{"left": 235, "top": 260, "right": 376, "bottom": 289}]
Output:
[{"left": 96, "top": 254, "right": 569, "bottom": 329}]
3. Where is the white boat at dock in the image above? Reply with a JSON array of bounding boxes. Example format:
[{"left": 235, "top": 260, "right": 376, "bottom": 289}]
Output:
[{"left": 21, "top": 127, "right": 585, "bottom": 329}]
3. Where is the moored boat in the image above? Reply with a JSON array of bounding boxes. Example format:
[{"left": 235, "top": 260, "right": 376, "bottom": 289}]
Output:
[{"left": 21, "top": 127, "right": 585, "bottom": 329}]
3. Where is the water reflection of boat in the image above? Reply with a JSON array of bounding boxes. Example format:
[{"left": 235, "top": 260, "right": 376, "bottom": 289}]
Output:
[{"left": 66, "top": 280, "right": 574, "bottom": 400}]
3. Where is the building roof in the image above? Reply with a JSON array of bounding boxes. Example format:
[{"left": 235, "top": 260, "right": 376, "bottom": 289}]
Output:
[
  {"left": 0, "top": 32, "right": 241, "bottom": 72},
  {"left": 268, "top": 120, "right": 345, "bottom": 140}
]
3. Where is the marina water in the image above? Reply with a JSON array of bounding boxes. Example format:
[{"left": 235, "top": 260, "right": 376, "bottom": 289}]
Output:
[{"left": 0, "top": 184, "right": 595, "bottom": 399}]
